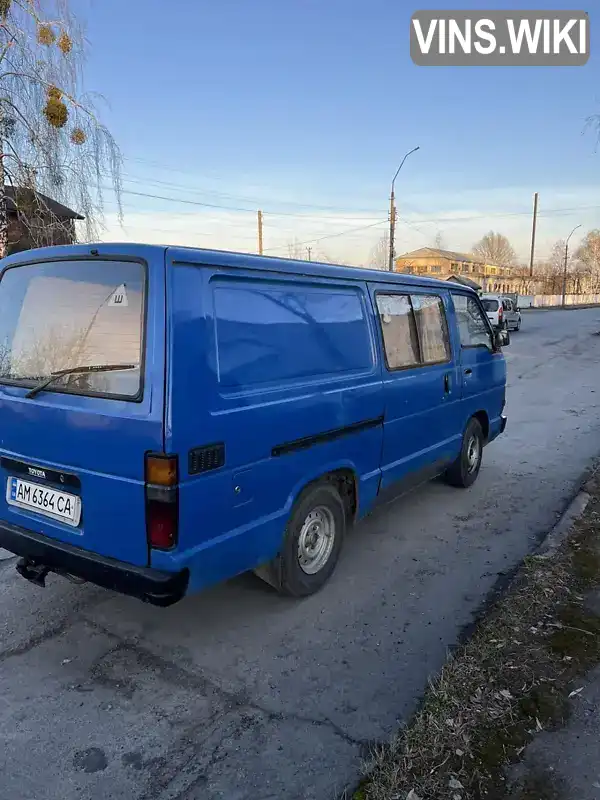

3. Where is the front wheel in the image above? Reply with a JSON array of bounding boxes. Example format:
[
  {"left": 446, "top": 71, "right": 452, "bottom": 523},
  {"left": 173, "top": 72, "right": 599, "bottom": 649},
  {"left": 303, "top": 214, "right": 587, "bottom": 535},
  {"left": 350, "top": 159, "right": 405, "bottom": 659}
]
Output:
[
  {"left": 445, "top": 418, "right": 484, "bottom": 488},
  {"left": 254, "top": 483, "right": 346, "bottom": 597}
]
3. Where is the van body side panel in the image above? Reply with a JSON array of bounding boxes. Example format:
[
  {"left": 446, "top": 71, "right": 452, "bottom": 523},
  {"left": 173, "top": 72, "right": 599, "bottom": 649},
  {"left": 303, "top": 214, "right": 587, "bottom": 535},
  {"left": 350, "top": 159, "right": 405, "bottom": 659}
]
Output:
[
  {"left": 0, "top": 245, "right": 167, "bottom": 567},
  {"left": 154, "top": 260, "right": 384, "bottom": 589}
]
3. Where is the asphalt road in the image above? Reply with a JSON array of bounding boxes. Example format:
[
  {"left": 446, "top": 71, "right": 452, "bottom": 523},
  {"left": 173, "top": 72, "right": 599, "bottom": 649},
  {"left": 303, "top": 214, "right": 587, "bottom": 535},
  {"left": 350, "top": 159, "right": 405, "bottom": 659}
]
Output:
[{"left": 2, "top": 308, "right": 600, "bottom": 800}]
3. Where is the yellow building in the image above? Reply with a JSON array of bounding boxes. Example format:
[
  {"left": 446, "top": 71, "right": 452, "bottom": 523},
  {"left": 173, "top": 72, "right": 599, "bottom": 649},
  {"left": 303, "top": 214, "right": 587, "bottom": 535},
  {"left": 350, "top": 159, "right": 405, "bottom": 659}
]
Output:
[{"left": 395, "top": 247, "right": 518, "bottom": 293}]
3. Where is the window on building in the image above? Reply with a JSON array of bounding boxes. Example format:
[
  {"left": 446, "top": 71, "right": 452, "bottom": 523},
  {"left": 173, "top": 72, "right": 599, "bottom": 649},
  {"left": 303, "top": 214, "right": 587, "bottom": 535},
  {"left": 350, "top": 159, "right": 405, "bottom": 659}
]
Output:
[
  {"left": 452, "top": 294, "right": 493, "bottom": 349},
  {"left": 429, "top": 265, "right": 442, "bottom": 273},
  {"left": 376, "top": 293, "right": 450, "bottom": 370}
]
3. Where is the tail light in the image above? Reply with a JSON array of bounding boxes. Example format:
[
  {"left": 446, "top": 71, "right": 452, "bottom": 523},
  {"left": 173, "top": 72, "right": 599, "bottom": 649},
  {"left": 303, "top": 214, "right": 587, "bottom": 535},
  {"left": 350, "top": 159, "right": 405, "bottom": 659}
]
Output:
[
  {"left": 145, "top": 454, "right": 179, "bottom": 550},
  {"left": 498, "top": 305, "right": 503, "bottom": 320}
]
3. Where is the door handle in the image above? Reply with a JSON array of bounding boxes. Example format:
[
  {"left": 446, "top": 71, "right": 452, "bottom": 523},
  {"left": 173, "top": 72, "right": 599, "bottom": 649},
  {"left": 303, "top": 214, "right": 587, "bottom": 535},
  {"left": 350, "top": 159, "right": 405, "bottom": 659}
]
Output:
[
  {"left": 444, "top": 373, "right": 451, "bottom": 393},
  {"left": 464, "top": 368, "right": 473, "bottom": 376}
]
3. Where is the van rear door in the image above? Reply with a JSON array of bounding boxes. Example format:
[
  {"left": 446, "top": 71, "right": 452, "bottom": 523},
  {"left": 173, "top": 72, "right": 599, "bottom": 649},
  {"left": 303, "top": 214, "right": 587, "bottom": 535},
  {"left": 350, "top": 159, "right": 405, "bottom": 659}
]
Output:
[{"left": 0, "top": 246, "right": 166, "bottom": 567}]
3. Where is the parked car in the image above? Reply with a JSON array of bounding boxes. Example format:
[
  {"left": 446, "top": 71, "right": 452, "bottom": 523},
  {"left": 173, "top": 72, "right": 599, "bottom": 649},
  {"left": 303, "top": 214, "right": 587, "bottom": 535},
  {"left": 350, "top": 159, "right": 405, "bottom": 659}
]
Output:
[
  {"left": 481, "top": 294, "right": 521, "bottom": 331},
  {"left": 0, "top": 244, "right": 509, "bottom": 605},
  {"left": 501, "top": 297, "right": 522, "bottom": 331}
]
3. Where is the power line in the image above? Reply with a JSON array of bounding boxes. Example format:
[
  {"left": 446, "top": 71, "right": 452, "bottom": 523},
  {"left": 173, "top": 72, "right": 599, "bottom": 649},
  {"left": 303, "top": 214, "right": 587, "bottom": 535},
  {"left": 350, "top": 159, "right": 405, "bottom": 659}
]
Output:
[{"left": 263, "top": 220, "right": 387, "bottom": 252}]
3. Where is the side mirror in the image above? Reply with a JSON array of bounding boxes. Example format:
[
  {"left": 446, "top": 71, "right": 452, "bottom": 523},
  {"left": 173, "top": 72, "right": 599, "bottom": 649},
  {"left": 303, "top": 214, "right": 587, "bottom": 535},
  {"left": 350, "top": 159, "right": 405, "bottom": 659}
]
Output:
[{"left": 496, "top": 329, "right": 510, "bottom": 348}]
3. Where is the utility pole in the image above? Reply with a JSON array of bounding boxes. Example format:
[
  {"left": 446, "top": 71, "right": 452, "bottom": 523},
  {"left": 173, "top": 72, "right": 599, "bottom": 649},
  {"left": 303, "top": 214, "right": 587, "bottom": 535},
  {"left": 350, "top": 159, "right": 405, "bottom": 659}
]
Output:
[
  {"left": 528, "top": 192, "right": 538, "bottom": 278},
  {"left": 562, "top": 224, "right": 581, "bottom": 308},
  {"left": 388, "top": 193, "right": 396, "bottom": 273},
  {"left": 306, "top": 247, "right": 312, "bottom": 260},
  {"left": 388, "top": 146, "right": 420, "bottom": 271},
  {"left": 257, "top": 210, "right": 263, "bottom": 255}
]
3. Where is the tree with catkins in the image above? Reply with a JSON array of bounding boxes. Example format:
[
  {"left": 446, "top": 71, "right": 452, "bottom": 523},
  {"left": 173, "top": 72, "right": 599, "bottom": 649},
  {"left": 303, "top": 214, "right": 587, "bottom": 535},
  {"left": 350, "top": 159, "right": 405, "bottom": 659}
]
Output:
[{"left": 0, "top": 0, "right": 122, "bottom": 256}]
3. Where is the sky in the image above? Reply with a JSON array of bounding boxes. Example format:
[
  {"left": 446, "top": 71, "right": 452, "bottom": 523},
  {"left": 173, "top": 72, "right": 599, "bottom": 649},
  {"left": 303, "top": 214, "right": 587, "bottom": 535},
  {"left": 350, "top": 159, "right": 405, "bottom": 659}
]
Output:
[{"left": 69, "top": 0, "right": 599, "bottom": 265}]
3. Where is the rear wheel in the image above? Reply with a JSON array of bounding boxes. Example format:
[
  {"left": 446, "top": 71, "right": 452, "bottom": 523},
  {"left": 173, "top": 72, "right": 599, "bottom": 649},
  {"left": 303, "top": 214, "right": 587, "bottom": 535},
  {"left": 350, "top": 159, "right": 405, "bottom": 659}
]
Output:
[
  {"left": 254, "top": 483, "right": 346, "bottom": 596},
  {"left": 445, "top": 417, "right": 484, "bottom": 489}
]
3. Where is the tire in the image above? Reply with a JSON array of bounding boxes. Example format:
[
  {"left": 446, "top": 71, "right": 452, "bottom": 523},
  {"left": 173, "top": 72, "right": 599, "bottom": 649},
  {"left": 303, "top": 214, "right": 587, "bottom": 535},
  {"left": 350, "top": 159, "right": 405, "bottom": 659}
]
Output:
[
  {"left": 254, "top": 483, "right": 346, "bottom": 597},
  {"left": 445, "top": 417, "right": 484, "bottom": 489}
]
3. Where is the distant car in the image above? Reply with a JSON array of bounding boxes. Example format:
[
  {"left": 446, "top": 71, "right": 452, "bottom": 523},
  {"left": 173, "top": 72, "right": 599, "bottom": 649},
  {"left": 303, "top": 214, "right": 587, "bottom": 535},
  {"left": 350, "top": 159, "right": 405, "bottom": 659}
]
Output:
[
  {"left": 480, "top": 294, "right": 521, "bottom": 332},
  {"left": 501, "top": 297, "right": 521, "bottom": 331}
]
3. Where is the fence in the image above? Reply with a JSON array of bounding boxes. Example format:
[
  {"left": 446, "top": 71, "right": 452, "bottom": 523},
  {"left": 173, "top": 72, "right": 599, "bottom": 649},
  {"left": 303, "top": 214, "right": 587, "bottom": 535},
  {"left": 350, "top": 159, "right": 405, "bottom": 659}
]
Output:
[{"left": 518, "top": 294, "right": 600, "bottom": 309}]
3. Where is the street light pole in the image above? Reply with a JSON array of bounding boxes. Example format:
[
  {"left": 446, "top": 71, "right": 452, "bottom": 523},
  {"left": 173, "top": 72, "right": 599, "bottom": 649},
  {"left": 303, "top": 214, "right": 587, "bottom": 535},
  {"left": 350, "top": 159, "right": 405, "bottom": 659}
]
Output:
[
  {"left": 388, "top": 146, "right": 420, "bottom": 271},
  {"left": 562, "top": 224, "right": 581, "bottom": 308}
]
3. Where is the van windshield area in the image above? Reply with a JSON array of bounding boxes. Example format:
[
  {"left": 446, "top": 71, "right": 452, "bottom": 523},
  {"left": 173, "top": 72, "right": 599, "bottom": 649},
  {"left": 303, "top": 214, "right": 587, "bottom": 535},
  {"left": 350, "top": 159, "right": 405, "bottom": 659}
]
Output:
[
  {"left": 481, "top": 299, "right": 499, "bottom": 312},
  {"left": 0, "top": 259, "right": 145, "bottom": 399}
]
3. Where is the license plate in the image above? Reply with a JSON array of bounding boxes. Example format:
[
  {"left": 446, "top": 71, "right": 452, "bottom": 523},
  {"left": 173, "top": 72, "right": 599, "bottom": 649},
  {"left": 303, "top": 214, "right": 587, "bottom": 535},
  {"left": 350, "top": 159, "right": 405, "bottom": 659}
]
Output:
[{"left": 6, "top": 477, "right": 81, "bottom": 527}]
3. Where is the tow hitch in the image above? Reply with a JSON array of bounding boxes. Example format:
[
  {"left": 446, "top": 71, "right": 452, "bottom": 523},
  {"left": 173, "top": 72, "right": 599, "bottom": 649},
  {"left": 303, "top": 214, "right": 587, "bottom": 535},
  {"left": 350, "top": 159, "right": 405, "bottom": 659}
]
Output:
[
  {"left": 16, "top": 557, "right": 50, "bottom": 587},
  {"left": 15, "top": 557, "right": 87, "bottom": 587}
]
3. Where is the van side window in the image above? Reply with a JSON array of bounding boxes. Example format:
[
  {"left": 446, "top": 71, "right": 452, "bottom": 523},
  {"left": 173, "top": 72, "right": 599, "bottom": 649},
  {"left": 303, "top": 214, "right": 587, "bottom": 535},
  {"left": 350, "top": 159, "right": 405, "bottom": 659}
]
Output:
[
  {"left": 410, "top": 294, "right": 451, "bottom": 364},
  {"left": 376, "top": 293, "right": 450, "bottom": 370},
  {"left": 376, "top": 294, "right": 420, "bottom": 369},
  {"left": 213, "top": 282, "right": 374, "bottom": 387},
  {"left": 452, "top": 294, "right": 493, "bottom": 349}
]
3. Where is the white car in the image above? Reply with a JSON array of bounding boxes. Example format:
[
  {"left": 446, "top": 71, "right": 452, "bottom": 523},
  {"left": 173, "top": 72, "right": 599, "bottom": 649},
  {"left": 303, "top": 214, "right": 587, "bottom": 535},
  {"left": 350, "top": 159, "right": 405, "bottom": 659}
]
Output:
[{"left": 480, "top": 294, "right": 521, "bottom": 332}]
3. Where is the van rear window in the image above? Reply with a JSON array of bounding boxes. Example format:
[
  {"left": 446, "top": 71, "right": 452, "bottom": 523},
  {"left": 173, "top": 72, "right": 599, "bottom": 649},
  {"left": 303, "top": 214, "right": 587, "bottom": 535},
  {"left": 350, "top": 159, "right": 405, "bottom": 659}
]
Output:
[
  {"left": 0, "top": 259, "right": 145, "bottom": 399},
  {"left": 481, "top": 298, "right": 499, "bottom": 312}
]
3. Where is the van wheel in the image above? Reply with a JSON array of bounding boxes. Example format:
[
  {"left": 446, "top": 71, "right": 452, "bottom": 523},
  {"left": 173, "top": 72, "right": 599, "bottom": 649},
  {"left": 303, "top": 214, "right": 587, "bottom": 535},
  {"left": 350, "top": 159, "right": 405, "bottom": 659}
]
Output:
[
  {"left": 445, "top": 417, "right": 484, "bottom": 489},
  {"left": 254, "top": 484, "right": 345, "bottom": 597}
]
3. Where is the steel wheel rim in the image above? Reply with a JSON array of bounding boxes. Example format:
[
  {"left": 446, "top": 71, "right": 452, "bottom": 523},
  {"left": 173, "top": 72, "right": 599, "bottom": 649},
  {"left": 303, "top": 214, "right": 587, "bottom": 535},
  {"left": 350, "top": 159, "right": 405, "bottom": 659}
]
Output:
[
  {"left": 297, "top": 506, "right": 336, "bottom": 575},
  {"left": 466, "top": 435, "right": 481, "bottom": 473}
]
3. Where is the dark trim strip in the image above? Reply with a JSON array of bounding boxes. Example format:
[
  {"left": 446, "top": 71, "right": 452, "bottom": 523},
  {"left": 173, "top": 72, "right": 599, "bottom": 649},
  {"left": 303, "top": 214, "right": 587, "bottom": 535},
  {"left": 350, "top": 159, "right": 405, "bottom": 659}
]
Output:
[
  {"left": 0, "top": 457, "right": 81, "bottom": 489},
  {"left": 272, "top": 415, "right": 384, "bottom": 458}
]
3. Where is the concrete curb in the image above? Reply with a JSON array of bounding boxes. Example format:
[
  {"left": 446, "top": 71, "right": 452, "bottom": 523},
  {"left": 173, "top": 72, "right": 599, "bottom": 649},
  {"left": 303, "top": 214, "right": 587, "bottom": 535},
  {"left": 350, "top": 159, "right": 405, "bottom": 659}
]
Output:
[
  {"left": 536, "top": 489, "right": 592, "bottom": 559},
  {"left": 0, "top": 548, "right": 16, "bottom": 562}
]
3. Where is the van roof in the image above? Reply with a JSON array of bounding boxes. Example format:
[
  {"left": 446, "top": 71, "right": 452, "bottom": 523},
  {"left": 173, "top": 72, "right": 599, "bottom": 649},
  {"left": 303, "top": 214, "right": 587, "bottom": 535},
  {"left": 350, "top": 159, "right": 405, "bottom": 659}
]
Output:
[{"left": 1, "top": 242, "right": 477, "bottom": 293}]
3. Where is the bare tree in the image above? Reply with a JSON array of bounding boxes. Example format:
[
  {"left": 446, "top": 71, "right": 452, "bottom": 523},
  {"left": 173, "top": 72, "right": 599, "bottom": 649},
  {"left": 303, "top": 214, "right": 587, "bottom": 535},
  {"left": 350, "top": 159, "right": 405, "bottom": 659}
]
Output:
[
  {"left": 574, "top": 229, "right": 600, "bottom": 292},
  {"left": 536, "top": 240, "right": 566, "bottom": 294},
  {"left": 286, "top": 238, "right": 306, "bottom": 260},
  {"left": 472, "top": 231, "right": 516, "bottom": 266},
  {"left": 366, "top": 231, "right": 389, "bottom": 270},
  {"left": 0, "top": 0, "right": 122, "bottom": 256}
]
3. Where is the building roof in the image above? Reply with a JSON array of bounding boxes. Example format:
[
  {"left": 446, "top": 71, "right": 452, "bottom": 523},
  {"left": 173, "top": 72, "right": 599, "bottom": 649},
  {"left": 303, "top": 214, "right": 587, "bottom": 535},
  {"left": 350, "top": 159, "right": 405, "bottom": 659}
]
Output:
[
  {"left": 395, "top": 247, "right": 485, "bottom": 264},
  {"left": 4, "top": 186, "right": 84, "bottom": 220}
]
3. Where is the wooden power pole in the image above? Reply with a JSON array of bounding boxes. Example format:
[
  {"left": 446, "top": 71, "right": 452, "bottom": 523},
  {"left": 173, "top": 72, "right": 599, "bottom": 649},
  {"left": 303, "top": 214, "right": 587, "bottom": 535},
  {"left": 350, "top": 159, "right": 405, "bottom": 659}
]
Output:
[
  {"left": 388, "top": 191, "right": 396, "bottom": 271},
  {"left": 529, "top": 192, "right": 538, "bottom": 278},
  {"left": 257, "top": 210, "right": 263, "bottom": 255}
]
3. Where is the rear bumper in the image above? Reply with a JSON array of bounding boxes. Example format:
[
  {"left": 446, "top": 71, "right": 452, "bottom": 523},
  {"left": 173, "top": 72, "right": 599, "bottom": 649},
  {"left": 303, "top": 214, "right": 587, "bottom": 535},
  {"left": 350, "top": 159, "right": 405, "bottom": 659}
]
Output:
[{"left": 0, "top": 521, "right": 188, "bottom": 607}]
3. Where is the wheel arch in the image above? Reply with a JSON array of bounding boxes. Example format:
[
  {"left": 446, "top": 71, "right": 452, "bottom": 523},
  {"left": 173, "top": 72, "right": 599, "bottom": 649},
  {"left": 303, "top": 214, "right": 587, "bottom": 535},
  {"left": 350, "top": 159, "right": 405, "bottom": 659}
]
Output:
[
  {"left": 286, "top": 463, "right": 359, "bottom": 526},
  {"left": 472, "top": 410, "right": 490, "bottom": 442}
]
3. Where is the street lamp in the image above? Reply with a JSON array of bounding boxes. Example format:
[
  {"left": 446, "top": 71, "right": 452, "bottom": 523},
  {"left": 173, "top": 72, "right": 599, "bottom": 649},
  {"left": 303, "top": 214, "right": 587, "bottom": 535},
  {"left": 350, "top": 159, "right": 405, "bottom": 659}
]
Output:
[
  {"left": 388, "top": 146, "right": 420, "bottom": 271},
  {"left": 562, "top": 224, "right": 581, "bottom": 308}
]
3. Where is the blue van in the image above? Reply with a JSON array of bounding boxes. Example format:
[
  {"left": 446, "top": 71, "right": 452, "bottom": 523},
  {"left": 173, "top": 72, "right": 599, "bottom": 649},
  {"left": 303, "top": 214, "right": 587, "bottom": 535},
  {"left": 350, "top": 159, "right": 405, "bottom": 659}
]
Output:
[{"left": 0, "top": 244, "right": 508, "bottom": 605}]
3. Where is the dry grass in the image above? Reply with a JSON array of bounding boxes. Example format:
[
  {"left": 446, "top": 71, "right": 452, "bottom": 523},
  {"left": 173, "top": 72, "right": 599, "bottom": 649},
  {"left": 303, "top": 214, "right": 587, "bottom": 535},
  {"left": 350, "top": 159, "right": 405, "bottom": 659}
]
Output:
[{"left": 354, "top": 473, "right": 600, "bottom": 800}]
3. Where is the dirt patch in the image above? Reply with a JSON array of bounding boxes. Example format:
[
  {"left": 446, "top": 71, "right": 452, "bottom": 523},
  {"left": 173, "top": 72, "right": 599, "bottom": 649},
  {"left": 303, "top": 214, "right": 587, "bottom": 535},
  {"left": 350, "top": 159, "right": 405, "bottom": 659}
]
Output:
[{"left": 354, "top": 472, "right": 600, "bottom": 800}]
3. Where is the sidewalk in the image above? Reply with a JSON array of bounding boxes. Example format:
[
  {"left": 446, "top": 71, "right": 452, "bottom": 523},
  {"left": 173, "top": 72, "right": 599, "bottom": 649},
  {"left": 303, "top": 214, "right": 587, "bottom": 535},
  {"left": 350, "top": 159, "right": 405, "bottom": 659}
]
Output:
[{"left": 354, "top": 468, "right": 600, "bottom": 800}]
